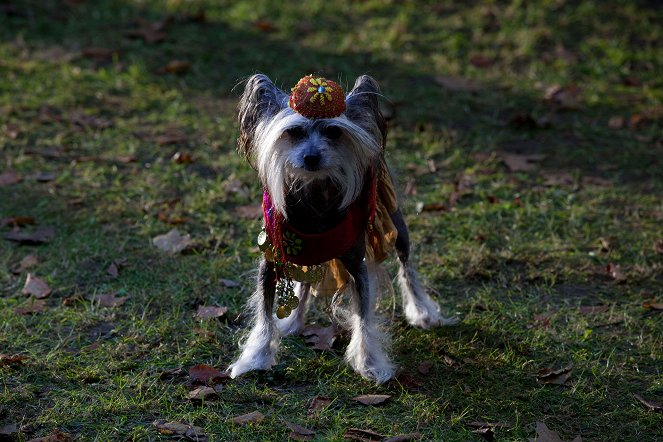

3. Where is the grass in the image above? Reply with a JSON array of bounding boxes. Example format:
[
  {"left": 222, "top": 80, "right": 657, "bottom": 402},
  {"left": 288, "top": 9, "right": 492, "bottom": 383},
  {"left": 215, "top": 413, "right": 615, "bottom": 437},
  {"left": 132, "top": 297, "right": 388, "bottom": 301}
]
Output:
[{"left": 1, "top": 0, "right": 662, "bottom": 440}]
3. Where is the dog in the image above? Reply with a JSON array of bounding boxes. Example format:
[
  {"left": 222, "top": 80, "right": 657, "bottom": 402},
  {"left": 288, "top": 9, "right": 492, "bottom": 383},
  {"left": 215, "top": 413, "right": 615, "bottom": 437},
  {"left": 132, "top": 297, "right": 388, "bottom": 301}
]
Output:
[{"left": 228, "top": 73, "right": 458, "bottom": 384}]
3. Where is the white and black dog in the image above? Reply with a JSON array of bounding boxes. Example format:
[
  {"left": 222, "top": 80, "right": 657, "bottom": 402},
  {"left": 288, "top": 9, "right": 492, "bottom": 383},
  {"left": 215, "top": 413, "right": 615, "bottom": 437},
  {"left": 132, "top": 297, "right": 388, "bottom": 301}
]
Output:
[{"left": 228, "top": 74, "right": 457, "bottom": 384}]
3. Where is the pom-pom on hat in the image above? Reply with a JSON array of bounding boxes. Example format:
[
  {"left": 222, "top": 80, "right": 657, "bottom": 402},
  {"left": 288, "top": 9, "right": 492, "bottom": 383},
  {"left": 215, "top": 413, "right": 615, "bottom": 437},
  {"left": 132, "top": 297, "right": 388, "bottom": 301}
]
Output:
[{"left": 288, "top": 75, "right": 346, "bottom": 119}]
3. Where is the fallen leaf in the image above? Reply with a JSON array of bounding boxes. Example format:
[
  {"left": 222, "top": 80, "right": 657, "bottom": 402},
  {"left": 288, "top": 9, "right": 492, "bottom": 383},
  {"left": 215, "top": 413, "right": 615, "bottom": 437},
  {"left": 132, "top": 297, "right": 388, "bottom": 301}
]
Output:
[
  {"left": 234, "top": 204, "right": 263, "bottom": 219},
  {"left": 189, "top": 363, "right": 228, "bottom": 384},
  {"left": 1, "top": 215, "right": 35, "bottom": 228},
  {"left": 499, "top": 152, "right": 546, "bottom": 172},
  {"left": 343, "top": 428, "right": 384, "bottom": 441},
  {"left": 537, "top": 365, "right": 573, "bottom": 386},
  {"left": 308, "top": 395, "right": 332, "bottom": 414},
  {"left": 4, "top": 123, "right": 20, "bottom": 139},
  {"left": 634, "top": 394, "right": 663, "bottom": 414},
  {"left": 442, "top": 354, "right": 460, "bottom": 367},
  {"left": 4, "top": 226, "right": 55, "bottom": 245},
  {"left": 117, "top": 154, "right": 137, "bottom": 163},
  {"left": 15, "top": 299, "right": 47, "bottom": 315},
  {"left": 154, "top": 131, "right": 188, "bottom": 146},
  {"left": 470, "top": 55, "right": 494, "bottom": 68},
  {"left": 30, "top": 171, "right": 57, "bottom": 182},
  {"left": 221, "top": 278, "right": 240, "bottom": 288},
  {"left": 171, "top": 151, "right": 194, "bottom": 164},
  {"left": 352, "top": 394, "right": 391, "bottom": 406},
  {"left": 528, "top": 311, "right": 554, "bottom": 329},
  {"left": 528, "top": 421, "right": 582, "bottom": 442},
  {"left": 606, "top": 263, "right": 626, "bottom": 283},
  {"left": 542, "top": 172, "right": 575, "bottom": 187},
  {"left": 152, "top": 420, "right": 207, "bottom": 442},
  {"left": 22, "top": 273, "right": 52, "bottom": 298},
  {"left": 578, "top": 305, "right": 609, "bottom": 315},
  {"left": 92, "top": 293, "right": 128, "bottom": 308},
  {"left": 284, "top": 420, "right": 315, "bottom": 441},
  {"left": 0, "top": 170, "right": 22, "bottom": 185},
  {"left": 194, "top": 305, "right": 228, "bottom": 320},
  {"left": 415, "top": 202, "right": 447, "bottom": 214},
  {"left": 11, "top": 253, "right": 38, "bottom": 274},
  {"left": 395, "top": 373, "right": 422, "bottom": 390},
  {"left": 125, "top": 17, "right": 172, "bottom": 44},
  {"left": 0, "top": 354, "right": 29, "bottom": 367},
  {"left": 301, "top": 324, "right": 339, "bottom": 351},
  {"left": 608, "top": 116, "right": 624, "bottom": 129},
  {"left": 26, "top": 429, "right": 72, "bottom": 442},
  {"left": 152, "top": 228, "right": 191, "bottom": 254},
  {"left": 643, "top": 301, "right": 663, "bottom": 311},
  {"left": 159, "top": 59, "right": 191, "bottom": 74},
  {"left": 107, "top": 262, "right": 119, "bottom": 278},
  {"left": 231, "top": 410, "right": 265, "bottom": 425},
  {"left": 418, "top": 360, "right": 432, "bottom": 375},
  {"left": 653, "top": 239, "right": 663, "bottom": 255},
  {"left": 81, "top": 47, "right": 117, "bottom": 61},
  {"left": 435, "top": 75, "right": 480, "bottom": 92},
  {"left": 544, "top": 84, "right": 582, "bottom": 110},
  {"left": 159, "top": 367, "right": 185, "bottom": 379},
  {"left": 254, "top": 20, "right": 278, "bottom": 32},
  {"left": 466, "top": 422, "right": 510, "bottom": 441},
  {"left": 508, "top": 113, "right": 551, "bottom": 129},
  {"left": 62, "top": 293, "right": 85, "bottom": 306},
  {"left": 383, "top": 433, "right": 423, "bottom": 442},
  {"left": 187, "top": 385, "right": 221, "bottom": 401},
  {"left": 70, "top": 113, "right": 113, "bottom": 130}
]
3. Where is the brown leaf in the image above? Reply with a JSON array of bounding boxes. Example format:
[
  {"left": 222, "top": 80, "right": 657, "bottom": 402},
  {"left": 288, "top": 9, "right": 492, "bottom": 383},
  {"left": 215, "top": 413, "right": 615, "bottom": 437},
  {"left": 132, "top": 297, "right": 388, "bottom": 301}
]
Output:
[
  {"left": 352, "top": 394, "right": 391, "bottom": 406},
  {"left": 0, "top": 354, "right": 29, "bottom": 367},
  {"left": 308, "top": 395, "right": 332, "bottom": 414},
  {"left": 159, "top": 59, "right": 191, "bottom": 74},
  {"left": 82, "top": 47, "right": 117, "bottom": 61},
  {"left": 2, "top": 215, "right": 35, "bottom": 228},
  {"left": 30, "top": 171, "right": 57, "bottom": 182},
  {"left": 70, "top": 113, "right": 113, "bottom": 130},
  {"left": 117, "top": 154, "right": 137, "bottom": 163},
  {"left": 171, "top": 151, "right": 194, "bottom": 164},
  {"left": 395, "top": 373, "right": 422, "bottom": 390},
  {"left": 284, "top": 420, "right": 315, "bottom": 441},
  {"left": 608, "top": 116, "right": 624, "bottom": 129},
  {"left": 442, "top": 354, "right": 460, "bottom": 367},
  {"left": 606, "top": 263, "right": 626, "bottom": 283},
  {"left": 508, "top": 113, "right": 551, "bottom": 129},
  {"left": 634, "top": 394, "right": 663, "bottom": 414},
  {"left": 528, "top": 421, "right": 581, "bottom": 442},
  {"left": 470, "top": 55, "right": 494, "bottom": 68},
  {"left": 15, "top": 299, "right": 47, "bottom": 315},
  {"left": 417, "top": 360, "right": 432, "bottom": 375},
  {"left": 152, "top": 228, "right": 191, "bottom": 254},
  {"left": 62, "top": 293, "right": 84, "bottom": 306},
  {"left": 159, "top": 367, "right": 185, "bottom": 379},
  {"left": 26, "top": 429, "right": 72, "bottom": 442},
  {"left": 194, "top": 305, "right": 228, "bottom": 320},
  {"left": 124, "top": 17, "right": 171, "bottom": 44},
  {"left": 189, "top": 363, "right": 229, "bottom": 384},
  {"left": 578, "top": 305, "right": 609, "bottom": 315},
  {"left": 92, "top": 293, "right": 128, "bottom": 308},
  {"left": 343, "top": 428, "right": 384, "bottom": 441},
  {"left": 537, "top": 365, "right": 573, "bottom": 386},
  {"left": 544, "top": 84, "right": 582, "bottom": 110},
  {"left": 231, "top": 410, "right": 265, "bottom": 425},
  {"left": 107, "top": 262, "right": 119, "bottom": 278},
  {"left": 643, "top": 301, "right": 663, "bottom": 311},
  {"left": 187, "top": 385, "right": 221, "bottom": 401},
  {"left": 435, "top": 75, "right": 480, "bottom": 92},
  {"left": 11, "top": 253, "right": 38, "bottom": 274},
  {"left": 415, "top": 201, "right": 447, "bottom": 214},
  {"left": 383, "top": 433, "right": 423, "bottom": 442},
  {"left": 0, "top": 170, "right": 22, "bottom": 186},
  {"left": 254, "top": 20, "right": 278, "bottom": 33},
  {"left": 466, "top": 422, "right": 510, "bottom": 441},
  {"left": 154, "top": 131, "right": 188, "bottom": 146},
  {"left": 542, "top": 172, "right": 575, "bottom": 187},
  {"left": 4, "top": 226, "right": 55, "bottom": 245},
  {"left": 22, "top": 273, "right": 52, "bottom": 298},
  {"left": 499, "top": 152, "right": 546, "bottom": 172},
  {"left": 152, "top": 420, "right": 207, "bottom": 441},
  {"left": 301, "top": 324, "right": 339, "bottom": 351},
  {"left": 653, "top": 239, "right": 663, "bottom": 255},
  {"left": 234, "top": 204, "right": 263, "bottom": 219}
]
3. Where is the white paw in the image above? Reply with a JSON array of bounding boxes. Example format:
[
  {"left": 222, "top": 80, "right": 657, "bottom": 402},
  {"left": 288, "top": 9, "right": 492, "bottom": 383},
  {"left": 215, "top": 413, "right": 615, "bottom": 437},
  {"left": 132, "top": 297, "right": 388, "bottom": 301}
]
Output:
[
  {"left": 228, "top": 350, "right": 275, "bottom": 378},
  {"left": 405, "top": 303, "right": 459, "bottom": 329},
  {"left": 347, "top": 354, "right": 396, "bottom": 384}
]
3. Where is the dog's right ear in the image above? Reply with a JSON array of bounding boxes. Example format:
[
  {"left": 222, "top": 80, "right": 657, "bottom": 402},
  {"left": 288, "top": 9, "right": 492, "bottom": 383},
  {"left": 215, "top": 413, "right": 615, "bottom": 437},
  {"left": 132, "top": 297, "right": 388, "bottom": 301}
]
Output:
[{"left": 237, "top": 74, "right": 288, "bottom": 163}]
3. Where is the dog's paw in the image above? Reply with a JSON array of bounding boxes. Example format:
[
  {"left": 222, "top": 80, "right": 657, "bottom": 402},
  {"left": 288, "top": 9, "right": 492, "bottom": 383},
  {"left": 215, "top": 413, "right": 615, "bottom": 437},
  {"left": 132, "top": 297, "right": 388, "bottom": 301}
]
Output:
[
  {"left": 348, "top": 357, "right": 396, "bottom": 384},
  {"left": 405, "top": 303, "right": 459, "bottom": 329},
  {"left": 228, "top": 353, "right": 274, "bottom": 379}
]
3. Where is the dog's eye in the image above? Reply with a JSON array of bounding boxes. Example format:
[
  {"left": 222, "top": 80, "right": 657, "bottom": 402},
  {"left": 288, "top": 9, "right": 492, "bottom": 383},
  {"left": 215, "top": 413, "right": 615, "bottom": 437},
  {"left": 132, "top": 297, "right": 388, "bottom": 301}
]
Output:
[
  {"left": 286, "top": 127, "right": 306, "bottom": 139},
  {"left": 322, "top": 126, "right": 342, "bottom": 140}
]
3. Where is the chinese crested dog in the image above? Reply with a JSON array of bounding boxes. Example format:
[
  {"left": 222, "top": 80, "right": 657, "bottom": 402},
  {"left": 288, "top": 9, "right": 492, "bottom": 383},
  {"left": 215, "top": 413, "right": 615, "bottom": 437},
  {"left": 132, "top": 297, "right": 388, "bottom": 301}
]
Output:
[{"left": 228, "top": 73, "right": 457, "bottom": 383}]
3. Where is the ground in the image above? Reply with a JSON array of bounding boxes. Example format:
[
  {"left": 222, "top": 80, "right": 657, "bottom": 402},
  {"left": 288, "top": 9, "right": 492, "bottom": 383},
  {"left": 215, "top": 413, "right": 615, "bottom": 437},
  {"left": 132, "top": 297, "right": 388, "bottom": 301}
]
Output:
[{"left": 0, "top": 1, "right": 662, "bottom": 441}]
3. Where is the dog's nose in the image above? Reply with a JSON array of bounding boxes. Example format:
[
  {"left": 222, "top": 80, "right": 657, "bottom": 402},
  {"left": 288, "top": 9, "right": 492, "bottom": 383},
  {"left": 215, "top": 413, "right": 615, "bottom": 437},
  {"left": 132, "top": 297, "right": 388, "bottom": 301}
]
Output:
[{"left": 303, "top": 153, "right": 321, "bottom": 170}]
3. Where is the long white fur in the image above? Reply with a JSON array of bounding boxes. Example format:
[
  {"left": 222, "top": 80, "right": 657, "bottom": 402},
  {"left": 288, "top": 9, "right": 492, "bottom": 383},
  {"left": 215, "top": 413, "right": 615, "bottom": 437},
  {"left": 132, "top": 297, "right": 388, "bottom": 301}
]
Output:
[
  {"left": 397, "top": 264, "right": 459, "bottom": 328},
  {"left": 276, "top": 282, "right": 311, "bottom": 337}
]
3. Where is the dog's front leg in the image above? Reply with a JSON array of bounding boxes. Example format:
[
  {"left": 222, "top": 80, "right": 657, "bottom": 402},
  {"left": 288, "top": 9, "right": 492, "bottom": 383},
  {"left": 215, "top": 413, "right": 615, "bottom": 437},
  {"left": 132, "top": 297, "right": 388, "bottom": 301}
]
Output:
[
  {"left": 341, "top": 239, "right": 395, "bottom": 384},
  {"left": 228, "top": 257, "right": 279, "bottom": 378}
]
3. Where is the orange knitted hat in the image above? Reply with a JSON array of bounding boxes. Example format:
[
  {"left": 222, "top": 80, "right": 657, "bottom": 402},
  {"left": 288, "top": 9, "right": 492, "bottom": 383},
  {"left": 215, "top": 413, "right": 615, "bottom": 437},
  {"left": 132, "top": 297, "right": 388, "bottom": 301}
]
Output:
[{"left": 288, "top": 75, "right": 346, "bottom": 119}]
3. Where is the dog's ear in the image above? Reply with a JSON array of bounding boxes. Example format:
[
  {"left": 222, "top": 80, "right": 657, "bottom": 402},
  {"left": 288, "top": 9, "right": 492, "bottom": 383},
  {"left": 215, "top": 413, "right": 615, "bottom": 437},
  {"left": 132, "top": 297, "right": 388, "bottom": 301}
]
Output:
[
  {"left": 237, "top": 74, "right": 288, "bottom": 163},
  {"left": 345, "top": 75, "right": 387, "bottom": 148}
]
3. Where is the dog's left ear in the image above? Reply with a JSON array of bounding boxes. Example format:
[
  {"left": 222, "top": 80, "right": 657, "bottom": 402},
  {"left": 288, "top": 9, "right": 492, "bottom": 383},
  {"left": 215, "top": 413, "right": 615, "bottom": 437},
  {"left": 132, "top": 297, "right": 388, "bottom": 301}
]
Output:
[
  {"left": 237, "top": 74, "right": 288, "bottom": 164},
  {"left": 345, "top": 75, "right": 387, "bottom": 148}
]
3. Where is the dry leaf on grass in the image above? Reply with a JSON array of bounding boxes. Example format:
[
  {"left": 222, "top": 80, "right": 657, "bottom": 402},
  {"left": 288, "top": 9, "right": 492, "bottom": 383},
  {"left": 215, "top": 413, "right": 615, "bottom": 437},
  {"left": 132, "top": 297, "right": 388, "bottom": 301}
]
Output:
[
  {"left": 22, "top": 273, "right": 52, "bottom": 298},
  {"left": 435, "top": 75, "right": 480, "bottom": 92},
  {"left": 352, "top": 394, "right": 391, "bottom": 406},
  {"left": 544, "top": 85, "right": 582, "bottom": 110},
  {"left": 254, "top": 20, "right": 278, "bottom": 32},
  {"left": 528, "top": 421, "right": 582, "bottom": 442},
  {"left": 187, "top": 385, "right": 222, "bottom": 401},
  {"left": 152, "top": 420, "right": 207, "bottom": 442},
  {"left": 608, "top": 116, "right": 624, "bottom": 129},
  {"left": 26, "top": 429, "right": 72, "bottom": 442},
  {"left": 1, "top": 215, "right": 35, "bottom": 228},
  {"left": 12, "top": 253, "right": 38, "bottom": 274},
  {"left": 125, "top": 17, "right": 172, "bottom": 43},
  {"left": 634, "top": 394, "right": 663, "bottom": 413},
  {"left": 0, "top": 354, "right": 29, "bottom": 367},
  {"left": 537, "top": 365, "right": 573, "bottom": 386},
  {"left": 0, "top": 170, "right": 22, "bottom": 186},
  {"left": 469, "top": 55, "right": 494, "bottom": 68},
  {"left": 231, "top": 410, "right": 265, "bottom": 425},
  {"left": 92, "top": 293, "right": 128, "bottom": 308},
  {"left": 383, "top": 433, "right": 423, "bottom": 442},
  {"left": 152, "top": 228, "right": 191, "bottom": 254},
  {"left": 301, "top": 324, "right": 339, "bottom": 351},
  {"left": 4, "top": 226, "right": 55, "bottom": 245},
  {"left": 308, "top": 395, "right": 332, "bottom": 414},
  {"left": 578, "top": 305, "right": 609, "bottom": 315},
  {"left": 499, "top": 152, "right": 546, "bottom": 172},
  {"left": 643, "top": 301, "right": 663, "bottom": 311},
  {"left": 189, "top": 364, "right": 229, "bottom": 384},
  {"left": 107, "top": 262, "right": 119, "bottom": 278},
  {"left": 417, "top": 360, "right": 432, "bottom": 375},
  {"left": 81, "top": 47, "right": 117, "bottom": 62},
  {"left": 171, "top": 151, "right": 194, "bottom": 164},
  {"left": 606, "top": 263, "right": 626, "bottom": 283},
  {"left": 159, "top": 59, "right": 191, "bottom": 74},
  {"left": 343, "top": 427, "right": 384, "bottom": 441},
  {"left": 194, "top": 305, "right": 228, "bottom": 320},
  {"left": 15, "top": 299, "right": 47, "bottom": 315},
  {"left": 284, "top": 420, "right": 315, "bottom": 441},
  {"left": 653, "top": 239, "right": 663, "bottom": 254},
  {"left": 154, "top": 131, "right": 188, "bottom": 145}
]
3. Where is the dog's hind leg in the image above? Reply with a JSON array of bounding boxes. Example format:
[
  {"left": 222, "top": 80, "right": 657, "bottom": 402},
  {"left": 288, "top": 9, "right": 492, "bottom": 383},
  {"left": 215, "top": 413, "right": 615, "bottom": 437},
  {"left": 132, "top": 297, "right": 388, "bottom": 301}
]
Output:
[
  {"left": 276, "top": 282, "right": 310, "bottom": 336},
  {"left": 391, "top": 209, "right": 459, "bottom": 328},
  {"left": 228, "top": 257, "right": 280, "bottom": 378},
  {"left": 341, "top": 239, "right": 395, "bottom": 384}
]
